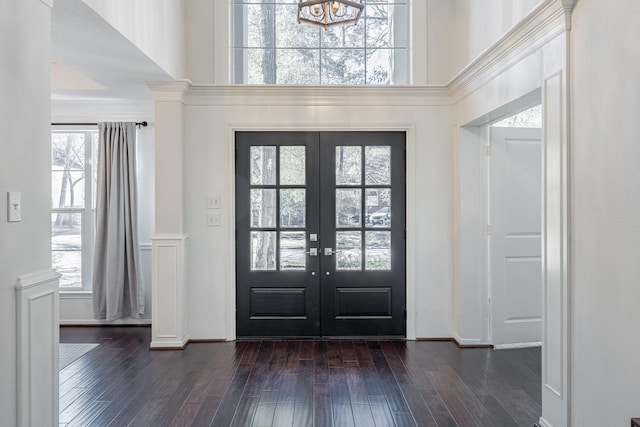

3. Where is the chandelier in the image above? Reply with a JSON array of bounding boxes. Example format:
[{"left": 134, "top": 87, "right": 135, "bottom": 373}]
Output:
[{"left": 297, "top": 0, "right": 364, "bottom": 29}]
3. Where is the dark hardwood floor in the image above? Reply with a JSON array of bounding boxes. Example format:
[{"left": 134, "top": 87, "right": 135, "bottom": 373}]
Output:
[{"left": 59, "top": 327, "right": 541, "bottom": 427}]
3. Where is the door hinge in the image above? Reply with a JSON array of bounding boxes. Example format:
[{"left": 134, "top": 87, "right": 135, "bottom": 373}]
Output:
[
  {"left": 486, "top": 298, "right": 492, "bottom": 315},
  {"left": 485, "top": 224, "right": 492, "bottom": 236},
  {"left": 485, "top": 145, "right": 492, "bottom": 156},
  {"left": 404, "top": 308, "right": 407, "bottom": 321}
]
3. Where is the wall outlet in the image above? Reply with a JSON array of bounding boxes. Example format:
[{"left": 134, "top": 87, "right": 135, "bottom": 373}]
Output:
[
  {"left": 207, "top": 212, "right": 221, "bottom": 226},
  {"left": 7, "top": 191, "right": 21, "bottom": 222}
]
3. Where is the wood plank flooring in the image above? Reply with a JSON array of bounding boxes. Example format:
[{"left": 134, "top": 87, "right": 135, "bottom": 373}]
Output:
[{"left": 59, "top": 327, "right": 541, "bottom": 427}]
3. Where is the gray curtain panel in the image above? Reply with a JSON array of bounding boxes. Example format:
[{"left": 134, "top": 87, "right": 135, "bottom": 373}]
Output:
[{"left": 93, "top": 122, "right": 144, "bottom": 320}]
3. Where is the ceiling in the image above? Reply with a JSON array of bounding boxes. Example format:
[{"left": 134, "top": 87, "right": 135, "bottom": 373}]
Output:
[{"left": 51, "top": 0, "right": 174, "bottom": 103}]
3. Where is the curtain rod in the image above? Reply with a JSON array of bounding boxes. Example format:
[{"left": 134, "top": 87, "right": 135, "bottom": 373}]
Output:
[{"left": 51, "top": 121, "right": 148, "bottom": 128}]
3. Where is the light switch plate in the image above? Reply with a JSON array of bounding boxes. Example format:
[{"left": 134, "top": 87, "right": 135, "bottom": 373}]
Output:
[
  {"left": 7, "top": 191, "right": 21, "bottom": 222},
  {"left": 207, "top": 195, "right": 221, "bottom": 209}
]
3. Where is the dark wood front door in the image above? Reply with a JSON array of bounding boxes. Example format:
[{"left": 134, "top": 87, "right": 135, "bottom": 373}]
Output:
[{"left": 236, "top": 131, "right": 405, "bottom": 337}]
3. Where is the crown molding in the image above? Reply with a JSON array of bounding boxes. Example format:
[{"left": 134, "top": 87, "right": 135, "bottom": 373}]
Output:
[
  {"left": 447, "top": 0, "right": 568, "bottom": 103},
  {"left": 148, "top": 80, "right": 192, "bottom": 103},
  {"left": 184, "top": 84, "right": 451, "bottom": 107}
]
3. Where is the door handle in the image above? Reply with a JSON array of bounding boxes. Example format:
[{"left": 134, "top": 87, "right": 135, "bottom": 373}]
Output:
[
  {"left": 324, "top": 248, "right": 342, "bottom": 256},
  {"left": 304, "top": 248, "right": 318, "bottom": 256}
]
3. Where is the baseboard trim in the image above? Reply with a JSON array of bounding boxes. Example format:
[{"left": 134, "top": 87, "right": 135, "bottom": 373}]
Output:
[
  {"left": 538, "top": 417, "right": 552, "bottom": 427},
  {"left": 416, "top": 337, "right": 493, "bottom": 349},
  {"left": 60, "top": 319, "right": 152, "bottom": 326}
]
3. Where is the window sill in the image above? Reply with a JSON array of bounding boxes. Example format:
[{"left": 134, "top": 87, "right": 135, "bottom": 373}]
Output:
[{"left": 59, "top": 291, "right": 92, "bottom": 299}]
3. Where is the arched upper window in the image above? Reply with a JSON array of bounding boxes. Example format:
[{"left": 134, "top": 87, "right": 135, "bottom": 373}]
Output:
[{"left": 233, "top": 0, "right": 408, "bottom": 85}]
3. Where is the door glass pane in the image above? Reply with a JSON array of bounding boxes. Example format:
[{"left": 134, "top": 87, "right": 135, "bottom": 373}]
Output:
[
  {"left": 365, "top": 146, "right": 391, "bottom": 185},
  {"left": 51, "top": 212, "right": 82, "bottom": 288},
  {"left": 280, "top": 146, "right": 305, "bottom": 185},
  {"left": 251, "top": 189, "right": 276, "bottom": 227},
  {"left": 251, "top": 146, "right": 276, "bottom": 185},
  {"left": 280, "top": 231, "right": 306, "bottom": 270},
  {"left": 251, "top": 231, "right": 277, "bottom": 270},
  {"left": 366, "top": 231, "right": 391, "bottom": 270},
  {"left": 336, "top": 231, "right": 362, "bottom": 270},
  {"left": 280, "top": 189, "right": 306, "bottom": 227},
  {"left": 365, "top": 189, "right": 391, "bottom": 228},
  {"left": 336, "top": 146, "right": 362, "bottom": 185},
  {"left": 336, "top": 189, "right": 362, "bottom": 228}
]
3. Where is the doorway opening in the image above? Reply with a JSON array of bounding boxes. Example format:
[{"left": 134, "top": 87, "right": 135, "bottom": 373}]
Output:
[{"left": 489, "top": 105, "right": 542, "bottom": 348}]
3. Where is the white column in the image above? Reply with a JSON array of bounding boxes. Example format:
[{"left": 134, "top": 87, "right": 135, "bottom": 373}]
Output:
[{"left": 148, "top": 81, "right": 191, "bottom": 349}]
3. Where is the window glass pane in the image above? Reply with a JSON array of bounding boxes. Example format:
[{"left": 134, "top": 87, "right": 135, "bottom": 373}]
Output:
[
  {"left": 366, "top": 48, "right": 391, "bottom": 85},
  {"left": 337, "top": 231, "right": 362, "bottom": 270},
  {"left": 321, "top": 22, "right": 364, "bottom": 48},
  {"left": 365, "top": 4, "right": 407, "bottom": 48},
  {"left": 251, "top": 146, "right": 276, "bottom": 185},
  {"left": 280, "top": 189, "right": 306, "bottom": 227},
  {"left": 365, "top": 189, "right": 391, "bottom": 228},
  {"left": 242, "top": 4, "right": 276, "bottom": 48},
  {"left": 276, "top": 48, "right": 321, "bottom": 84},
  {"left": 365, "top": 146, "right": 391, "bottom": 185},
  {"left": 366, "top": 231, "right": 391, "bottom": 270},
  {"left": 336, "top": 146, "right": 361, "bottom": 185},
  {"left": 280, "top": 231, "right": 306, "bottom": 270},
  {"left": 336, "top": 189, "right": 362, "bottom": 228},
  {"left": 52, "top": 212, "right": 82, "bottom": 288},
  {"left": 321, "top": 49, "right": 365, "bottom": 85},
  {"left": 251, "top": 189, "right": 277, "bottom": 227},
  {"left": 52, "top": 170, "right": 85, "bottom": 208},
  {"left": 276, "top": 5, "right": 320, "bottom": 48},
  {"left": 251, "top": 231, "right": 277, "bottom": 270},
  {"left": 280, "top": 146, "right": 306, "bottom": 185},
  {"left": 52, "top": 133, "right": 85, "bottom": 170}
]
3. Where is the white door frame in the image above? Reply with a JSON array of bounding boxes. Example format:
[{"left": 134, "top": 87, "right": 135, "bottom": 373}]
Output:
[{"left": 225, "top": 122, "right": 418, "bottom": 341}]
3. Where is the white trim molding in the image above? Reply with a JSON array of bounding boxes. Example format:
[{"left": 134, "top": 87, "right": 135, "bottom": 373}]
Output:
[
  {"left": 448, "top": 0, "right": 569, "bottom": 103},
  {"left": 538, "top": 418, "right": 554, "bottom": 427},
  {"left": 16, "top": 269, "right": 61, "bottom": 427},
  {"left": 185, "top": 84, "right": 450, "bottom": 107},
  {"left": 51, "top": 99, "right": 153, "bottom": 123},
  {"left": 151, "top": 234, "right": 190, "bottom": 349}
]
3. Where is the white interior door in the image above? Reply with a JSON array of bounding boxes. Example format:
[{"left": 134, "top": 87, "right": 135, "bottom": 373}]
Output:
[{"left": 490, "top": 127, "right": 542, "bottom": 346}]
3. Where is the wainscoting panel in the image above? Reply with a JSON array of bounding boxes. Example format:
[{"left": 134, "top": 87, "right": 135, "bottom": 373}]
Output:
[
  {"left": 16, "top": 269, "right": 61, "bottom": 427},
  {"left": 151, "top": 234, "right": 189, "bottom": 349}
]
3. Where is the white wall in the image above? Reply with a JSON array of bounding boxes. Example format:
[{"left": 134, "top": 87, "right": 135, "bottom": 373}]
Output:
[
  {"left": 426, "top": 0, "right": 542, "bottom": 85},
  {"left": 571, "top": 0, "right": 640, "bottom": 425},
  {"left": 0, "top": 0, "right": 52, "bottom": 424},
  {"left": 82, "top": 0, "right": 185, "bottom": 79},
  {"left": 166, "top": 88, "right": 454, "bottom": 340}
]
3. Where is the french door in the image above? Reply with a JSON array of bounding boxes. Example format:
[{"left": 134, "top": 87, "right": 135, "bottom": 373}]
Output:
[{"left": 235, "top": 131, "right": 405, "bottom": 337}]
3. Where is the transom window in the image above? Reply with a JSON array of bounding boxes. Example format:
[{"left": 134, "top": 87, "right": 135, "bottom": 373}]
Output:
[{"left": 233, "top": 0, "right": 408, "bottom": 85}]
